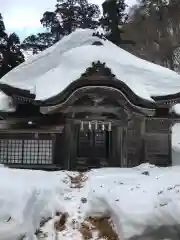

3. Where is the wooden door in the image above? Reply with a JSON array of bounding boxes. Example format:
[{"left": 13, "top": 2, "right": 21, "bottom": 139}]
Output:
[{"left": 76, "top": 128, "right": 110, "bottom": 170}]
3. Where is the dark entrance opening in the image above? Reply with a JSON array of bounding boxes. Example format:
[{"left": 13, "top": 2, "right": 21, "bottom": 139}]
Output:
[{"left": 76, "top": 128, "right": 111, "bottom": 170}]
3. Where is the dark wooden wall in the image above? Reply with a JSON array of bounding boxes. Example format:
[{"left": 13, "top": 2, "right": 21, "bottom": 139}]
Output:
[
  {"left": 0, "top": 116, "right": 176, "bottom": 170},
  {"left": 125, "top": 117, "right": 173, "bottom": 167},
  {"left": 144, "top": 118, "right": 172, "bottom": 166},
  {"left": 126, "top": 117, "right": 144, "bottom": 167}
]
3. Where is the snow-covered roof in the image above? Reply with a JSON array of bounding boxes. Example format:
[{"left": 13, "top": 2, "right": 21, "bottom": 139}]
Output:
[
  {"left": 0, "top": 28, "right": 180, "bottom": 111},
  {"left": 21, "top": 49, "right": 34, "bottom": 61}
]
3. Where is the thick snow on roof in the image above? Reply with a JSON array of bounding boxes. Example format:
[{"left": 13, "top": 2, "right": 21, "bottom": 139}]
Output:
[
  {"left": 21, "top": 49, "right": 34, "bottom": 61},
  {"left": 1, "top": 164, "right": 180, "bottom": 239},
  {"left": 1, "top": 28, "right": 180, "bottom": 105}
]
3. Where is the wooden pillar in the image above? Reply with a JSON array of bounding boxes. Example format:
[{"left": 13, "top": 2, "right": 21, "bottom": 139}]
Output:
[
  {"left": 53, "top": 132, "right": 64, "bottom": 168},
  {"left": 63, "top": 121, "right": 72, "bottom": 170},
  {"left": 115, "top": 126, "right": 122, "bottom": 167},
  {"left": 168, "top": 123, "right": 172, "bottom": 166},
  {"left": 63, "top": 119, "right": 78, "bottom": 170},
  {"left": 109, "top": 125, "right": 117, "bottom": 167},
  {"left": 121, "top": 127, "right": 127, "bottom": 167},
  {"left": 107, "top": 130, "right": 112, "bottom": 166},
  {"left": 111, "top": 125, "right": 127, "bottom": 167},
  {"left": 69, "top": 123, "right": 78, "bottom": 170},
  {"left": 139, "top": 118, "right": 146, "bottom": 165}
]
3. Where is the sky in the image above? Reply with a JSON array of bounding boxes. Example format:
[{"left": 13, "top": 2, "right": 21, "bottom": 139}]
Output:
[{"left": 0, "top": 0, "right": 136, "bottom": 40}]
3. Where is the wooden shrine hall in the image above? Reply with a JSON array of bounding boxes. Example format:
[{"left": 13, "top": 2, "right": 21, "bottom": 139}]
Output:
[{"left": 0, "top": 29, "right": 179, "bottom": 171}]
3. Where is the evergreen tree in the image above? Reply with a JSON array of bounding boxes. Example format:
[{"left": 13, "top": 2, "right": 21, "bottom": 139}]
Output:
[
  {"left": 0, "top": 14, "right": 24, "bottom": 78},
  {"left": 22, "top": 32, "right": 54, "bottom": 53},
  {"left": 0, "top": 13, "right": 7, "bottom": 75},
  {"left": 40, "top": 11, "right": 63, "bottom": 42},
  {"left": 23, "top": 0, "right": 101, "bottom": 54},
  {"left": 101, "top": 0, "right": 134, "bottom": 46},
  {"left": 0, "top": 13, "right": 6, "bottom": 39},
  {"left": 123, "top": 0, "right": 180, "bottom": 71},
  {"left": 41, "top": 0, "right": 100, "bottom": 42},
  {"left": 0, "top": 33, "right": 24, "bottom": 77}
]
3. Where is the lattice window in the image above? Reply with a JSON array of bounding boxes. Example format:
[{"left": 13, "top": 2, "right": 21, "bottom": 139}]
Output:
[
  {"left": 23, "top": 140, "right": 39, "bottom": 164},
  {"left": 0, "top": 140, "right": 9, "bottom": 164},
  {"left": 8, "top": 140, "right": 23, "bottom": 164},
  {"left": 0, "top": 137, "right": 53, "bottom": 165},
  {"left": 38, "top": 140, "right": 53, "bottom": 164}
]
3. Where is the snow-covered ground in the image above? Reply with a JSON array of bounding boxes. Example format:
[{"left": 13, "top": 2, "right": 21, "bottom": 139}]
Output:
[{"left": 1, "top": 164, "right": 180, "bottom": 240}]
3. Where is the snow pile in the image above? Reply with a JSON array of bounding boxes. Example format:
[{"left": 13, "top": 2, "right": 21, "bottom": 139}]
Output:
[
  {"left": 88, "top": 165, "right": 180, "bottom": 239},
  {"left": 1, "top": 28, "right": 180, "bottom": 111},
  {"left": 0, "top": 165, "right": 180, "bottom": 239},
  {"left": 172, "top": 123, "right": 180, "bottom": 166},
  {"left": 0, "top": 168, "right": 70, "bottom": 240},
  {"left": 172, "top": 123, "right": 180, "bottom": 152},
  {"left": 170, "top": 104, "right": 180, "bottom": 115},
  {"left": 0, "top": 91, "right": 15, "bottom": 112}
]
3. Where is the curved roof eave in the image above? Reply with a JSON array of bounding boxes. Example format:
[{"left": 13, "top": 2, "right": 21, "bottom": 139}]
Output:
[
  {"left": 0, "top": 76, "right": 156, "bottom": 111},
  {"left": 2, "top": 75, "right": 180, "bottom": 111},
  {"left": 39, "top": 76, "right": 156, "bottom": 109}
]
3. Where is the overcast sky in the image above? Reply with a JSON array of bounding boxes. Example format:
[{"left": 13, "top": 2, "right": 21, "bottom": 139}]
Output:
[{"left": 0, "top": 0, "right": 136, "bottom": 39}]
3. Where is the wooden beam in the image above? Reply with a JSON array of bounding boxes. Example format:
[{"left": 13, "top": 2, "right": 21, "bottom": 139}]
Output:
[{"left": 63, "top": 106, "right": 122, "bottom": 114}]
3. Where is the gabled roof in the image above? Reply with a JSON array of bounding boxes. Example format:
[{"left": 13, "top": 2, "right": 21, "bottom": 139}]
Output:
[{"left": 0, "top": 28, "right": 180, "bottom": 111}]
